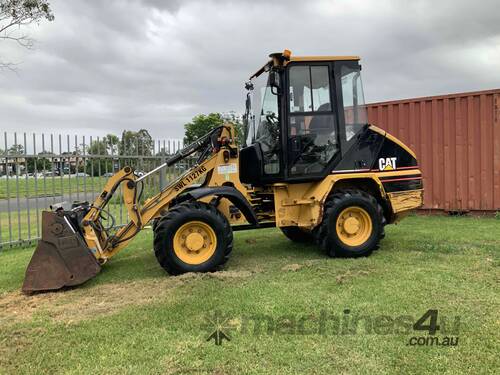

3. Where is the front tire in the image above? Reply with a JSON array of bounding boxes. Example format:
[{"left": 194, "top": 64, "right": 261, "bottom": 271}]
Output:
[
  {"left": 314, "top": 189, "right": 384, "bottom": 257},
  {"left": 153, "top": 201, "right": 233, "bottom": 275}
]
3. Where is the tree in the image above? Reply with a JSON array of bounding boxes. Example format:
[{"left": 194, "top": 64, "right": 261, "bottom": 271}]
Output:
[
  {"left": 118, "top": 129, "right": 153, "bottom": 174},
  {"left": 85, "top": 134, "right": 119, "bottom": 176},
  {"left": 221, "top": 113, "right": 245, "bottom": 147},
  {"left": 183, "top": 113, "right": 224, "bottom": 145},
  {"left": 8, "top": 143, "right": 24, "bottom": 154},
  {"left": 104, "top": 134, "right": 119, "bottom": 154},
  {"left": 184, "top": 112, "right": 245, "bottom": 148},
  {"left": 2, "top": 144, "right": 24, "bottom": 175},
  {"left": 87, "top": 134, "right": 119, "bottom": 155},
  {"left": 26, "top": 151, "right": 52, "bottom": 173},
  {"left": 0, "top": 0, "right": 54, "bottom": 71},
  {"left": 119, "top": 129, "right": 153, "bottom": 156}
]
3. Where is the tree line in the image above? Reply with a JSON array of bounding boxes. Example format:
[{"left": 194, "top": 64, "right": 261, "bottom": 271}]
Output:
[{"left": 183, "top": 112, "right": 243, "bottom": 145}]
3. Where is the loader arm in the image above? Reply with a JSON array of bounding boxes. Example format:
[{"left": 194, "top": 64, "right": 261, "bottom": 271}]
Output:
[
  {"left": 82, "top": 126, "right": 234, "bottom": 263},
  {"left": 84, "top": 153, "right": 221, "bottom": 262}
]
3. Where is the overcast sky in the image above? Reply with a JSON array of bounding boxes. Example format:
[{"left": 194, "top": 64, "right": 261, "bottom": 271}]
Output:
[{"left": 0, "top": 0, "right": 499, "bottom": 140}]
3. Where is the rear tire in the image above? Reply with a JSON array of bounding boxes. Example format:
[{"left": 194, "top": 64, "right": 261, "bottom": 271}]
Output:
[
  {"left": 153, "top": 201, "right": 233, "bottom": 275},
  {"left": 280, "top": 227, "right": 314, "bottom": 243},
  {"left": 314, "top": 189, "right": 385, "bottom": 257}
]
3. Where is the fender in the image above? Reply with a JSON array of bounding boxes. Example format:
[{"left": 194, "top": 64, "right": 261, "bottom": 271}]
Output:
[{"left": 179, "top": 186, "right": 258, "bottom": 225}]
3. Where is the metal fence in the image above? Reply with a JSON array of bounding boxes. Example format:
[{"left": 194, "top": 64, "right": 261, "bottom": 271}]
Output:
[{"left": 0, "top": 131, "right": 189, "bottom": 249}]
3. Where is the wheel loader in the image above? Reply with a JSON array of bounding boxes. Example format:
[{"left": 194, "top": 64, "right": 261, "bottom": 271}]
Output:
[{"left": 22, "top": 50, "right": 424, "bottom": 294}]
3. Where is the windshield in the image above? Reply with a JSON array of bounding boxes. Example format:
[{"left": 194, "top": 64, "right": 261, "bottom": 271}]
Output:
[
  {"left": 244, "top": 71, "right": 279, "bottom": 144},
  {"left": 243, "top": 67, "right": 281, "bottom": 174}
]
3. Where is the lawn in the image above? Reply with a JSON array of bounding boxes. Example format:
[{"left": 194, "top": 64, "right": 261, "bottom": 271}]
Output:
[
  {"left": 0, "top": 170, "right": 183, "bottom": 199},
  {"left": 0, "top": 176, "right": 107, "bottom": 199},
  {"left": 0, "top": 216, "right": 498, "bottom": 374}
]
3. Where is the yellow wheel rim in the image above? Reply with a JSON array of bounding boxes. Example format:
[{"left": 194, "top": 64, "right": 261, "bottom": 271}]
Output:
[
  {"left": 336, "top": 206, "right": 373, "bottom": 247},
  {"left": 173, "top": 221, "right": 217, "bottom": 265}
]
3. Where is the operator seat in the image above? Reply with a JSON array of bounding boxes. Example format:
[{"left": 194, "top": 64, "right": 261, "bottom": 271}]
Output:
[{"left": 308, "top": 103, "right": 334, "bottom": 135}]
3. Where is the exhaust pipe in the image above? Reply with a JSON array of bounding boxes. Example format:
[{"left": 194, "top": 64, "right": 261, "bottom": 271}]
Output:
[{"left": 22, "top": 210, "right": 101, "bottom": 294}]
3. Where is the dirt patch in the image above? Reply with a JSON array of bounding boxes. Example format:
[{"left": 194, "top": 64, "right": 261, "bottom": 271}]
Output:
[
  {"left": 304, "top": 259, "right": 323, "bottom": 267},
  {"left": 208, "top": 270, "right": 254, "bottom": 280},
  {"left": 335, "top": 269, "right": 371, "bottom": 284},
  {"left": 174, "top": 270, "right": 255, "bottom": 281},
  {"left": 0, "top": 278, "right": 179, "bottom": 325},
  {"left": 281, "top": 263, "right": 302, "bottom": 272},
  {"left": 175, "top": 272, "right": 203, "bottom": 281},
  {"left": 0, "top": 269, "right": 257, "bottom": 326}
]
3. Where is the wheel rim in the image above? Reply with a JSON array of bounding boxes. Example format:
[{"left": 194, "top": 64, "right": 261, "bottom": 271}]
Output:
[
  {"left": 336, "top": 206, "right": 373, "bottom": 247},
  {"left": 173, "top": 221, "right": 217, "bottom": 265}
]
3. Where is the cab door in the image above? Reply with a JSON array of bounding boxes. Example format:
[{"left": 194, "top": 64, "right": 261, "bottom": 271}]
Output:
[{"left": 285, "top": 63, "right": 341, "bottom": 180}]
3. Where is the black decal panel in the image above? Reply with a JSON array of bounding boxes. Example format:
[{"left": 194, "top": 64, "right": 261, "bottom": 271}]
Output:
[{"left": 381, "top": 175, "right": 423, "bottom": 193}]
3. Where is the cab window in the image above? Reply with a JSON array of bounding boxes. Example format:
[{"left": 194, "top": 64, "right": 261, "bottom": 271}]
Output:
[
  {"left": 251, "top": 72, "right": 281, "bottom": 175},
  {"left": 288, "top": 65, "right": 339, "bottom": 176},
  {"left": 340, "top": 64, "right": 368, "bottom": 141}
]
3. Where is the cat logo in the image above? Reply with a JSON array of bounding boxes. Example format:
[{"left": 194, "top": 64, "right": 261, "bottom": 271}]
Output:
[{"left": 378, "top": 157, "right": 397, "bottom": 171}]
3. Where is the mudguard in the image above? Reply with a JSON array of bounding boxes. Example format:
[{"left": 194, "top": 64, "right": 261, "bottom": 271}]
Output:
[{"left": 180, "top": 186, "right": 258, "bottom": 225}]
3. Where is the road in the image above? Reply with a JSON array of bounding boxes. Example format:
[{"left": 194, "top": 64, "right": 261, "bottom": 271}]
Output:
[{"left": 0, "top": 192, "right": 100, "bottom": 211}]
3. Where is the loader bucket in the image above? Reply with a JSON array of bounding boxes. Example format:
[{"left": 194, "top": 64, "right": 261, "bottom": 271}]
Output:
[{"left": 22, "top": 211, "right": 101, "bottom": 294}]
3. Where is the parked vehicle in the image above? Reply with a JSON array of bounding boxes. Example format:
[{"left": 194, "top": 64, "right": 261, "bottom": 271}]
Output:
[{"left": 22, "top": 50, "right": 424, "bottom": 294}]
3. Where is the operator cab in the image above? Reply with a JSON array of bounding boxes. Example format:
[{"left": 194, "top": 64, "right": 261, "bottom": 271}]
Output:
[{"left": 240, "top": 50, "right": 368, "bottom": 185}]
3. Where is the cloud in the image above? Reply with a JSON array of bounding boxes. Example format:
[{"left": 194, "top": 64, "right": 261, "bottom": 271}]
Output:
[{"left": 0, "top": 0, "right": 499, "bottom": 139}]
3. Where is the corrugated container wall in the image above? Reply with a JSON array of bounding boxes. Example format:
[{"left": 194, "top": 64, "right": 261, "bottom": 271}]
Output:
[{"left": 366, "top": 89, "right": 500, "bottom": 212}]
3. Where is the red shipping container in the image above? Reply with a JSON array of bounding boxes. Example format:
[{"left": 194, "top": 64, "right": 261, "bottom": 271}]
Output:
[{"left": 367, "top": 89, "right": 500, "bottom": 212}]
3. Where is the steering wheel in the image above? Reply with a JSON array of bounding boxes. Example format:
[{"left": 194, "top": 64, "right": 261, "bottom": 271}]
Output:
[
  {"left": 290, "top": 134, "right": 317, "bottom": 166},
  {"left": 266, "top": 112, "right": 278, "bottom": 126},
  {"left": 262, "top": 112, "right": 279, "bottom": 146}
]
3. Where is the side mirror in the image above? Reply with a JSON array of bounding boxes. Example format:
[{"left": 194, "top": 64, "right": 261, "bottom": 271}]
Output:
[{"left": 269, "top": 70, "right": 281, "bottom": 95}]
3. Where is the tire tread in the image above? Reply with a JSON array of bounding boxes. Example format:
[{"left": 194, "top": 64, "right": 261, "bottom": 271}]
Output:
[
  {"left": 314, "top": 189, "right": 385, "bottom": 257},
  {"left": 153, "top": 201, "right": 233, "bottom": 274}
]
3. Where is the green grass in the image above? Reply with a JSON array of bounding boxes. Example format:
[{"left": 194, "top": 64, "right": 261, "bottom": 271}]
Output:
[
  {"left": 0, "top": 216, "right": 498, "bottom": 374},
  {"left": 0, "top": 170, "right": 183, "bottom": 200},
  {"left": 0, "top": 177, "right": 108, "bottom": 199}
]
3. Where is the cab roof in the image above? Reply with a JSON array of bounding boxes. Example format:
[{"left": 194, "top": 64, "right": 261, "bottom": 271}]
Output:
[
  {"left": 250, "top": 50, "right": 360, "bottom": 80},
  {"left": 289, "top": 55, "right": 360, "bottom": 62},
  {"left": 274, "top": 49, "right": 360, "bottom": 62}
]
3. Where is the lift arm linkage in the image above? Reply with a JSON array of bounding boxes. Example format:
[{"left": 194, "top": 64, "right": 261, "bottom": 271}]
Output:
[{"left": 82, "top": 126, "right": 234, "bottom": 262}]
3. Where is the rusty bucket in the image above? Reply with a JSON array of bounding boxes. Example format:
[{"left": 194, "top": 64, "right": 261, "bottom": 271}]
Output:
[{"left": 22, "top": 211, "right": 101, "bottom": 294}]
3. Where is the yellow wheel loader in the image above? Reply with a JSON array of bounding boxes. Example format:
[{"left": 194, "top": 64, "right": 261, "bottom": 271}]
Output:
[{"left": 22, "top": 50, "right": 424, "bottom": 294}]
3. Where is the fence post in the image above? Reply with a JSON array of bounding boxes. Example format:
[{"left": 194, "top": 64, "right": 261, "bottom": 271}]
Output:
[{"left": 159, "top": 155, "right": 167, "bottom": 190}]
